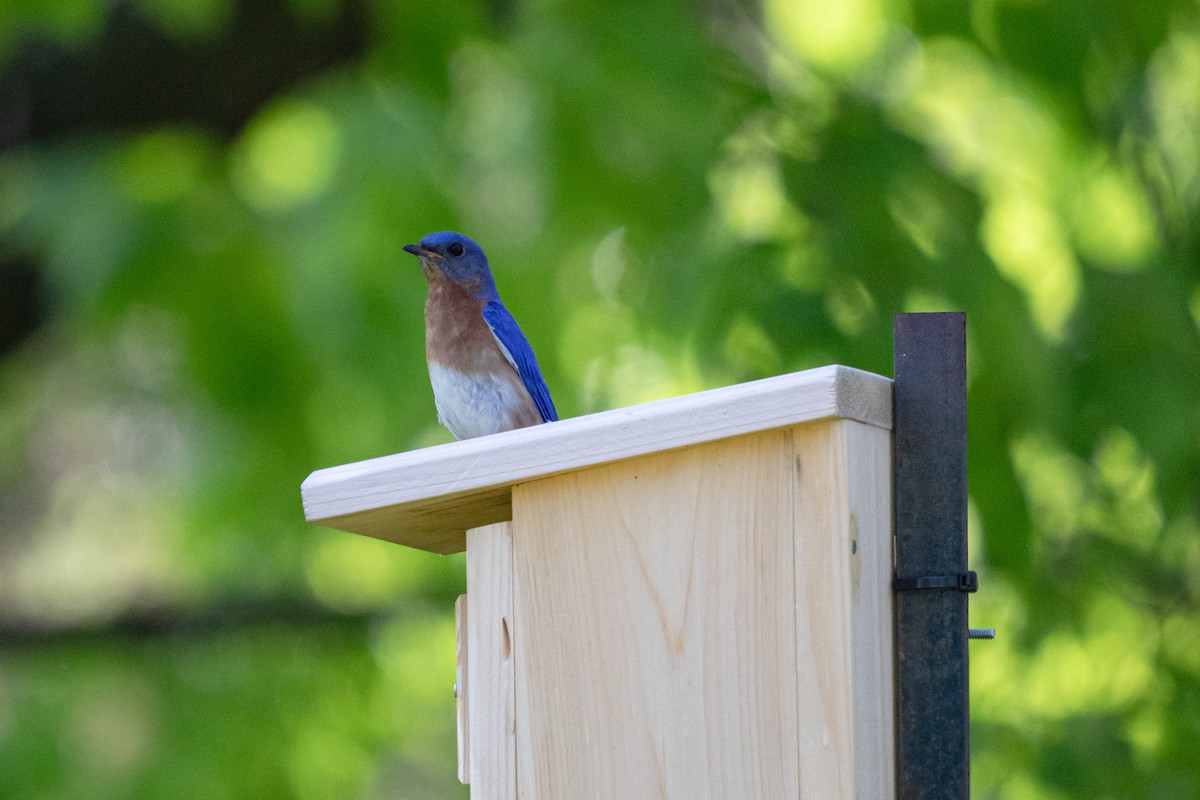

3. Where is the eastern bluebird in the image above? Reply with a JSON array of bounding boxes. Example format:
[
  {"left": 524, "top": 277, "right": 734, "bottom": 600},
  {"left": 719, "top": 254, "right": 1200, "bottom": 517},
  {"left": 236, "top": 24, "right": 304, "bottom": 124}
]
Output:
[{"left": 402, "top": 231, "right": 558, "bottom": 440}]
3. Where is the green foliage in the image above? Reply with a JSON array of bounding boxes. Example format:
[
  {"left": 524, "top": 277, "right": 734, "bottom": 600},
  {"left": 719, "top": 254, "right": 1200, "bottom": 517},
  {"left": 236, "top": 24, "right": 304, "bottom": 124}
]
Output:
[{"left": 1, "top": 0, "right": 1198, "bottom": 797}]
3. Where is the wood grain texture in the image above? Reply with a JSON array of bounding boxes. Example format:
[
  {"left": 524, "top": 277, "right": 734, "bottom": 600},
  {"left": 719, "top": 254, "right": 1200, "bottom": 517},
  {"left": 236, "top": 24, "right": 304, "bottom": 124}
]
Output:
[
  {"left": 845, "top": 421, "right": 895, "bottom": 800},
  {"left": 466, "top": 522, "right": 517, "bottom": 800},
  {"left": 511, "top": 429, "right": 799, "bottom": 799},
  {"left": 501, "top": 420, "right": 893, "bottom": 799},
  {"left": 455, "top": 593, "right": 470, "bottom": 785},
  {"left": 301, "top": 365, "right": 892, "bottom": 554},
  {"left": 791, "top": 420, "right": 895, "bottom": 798}
]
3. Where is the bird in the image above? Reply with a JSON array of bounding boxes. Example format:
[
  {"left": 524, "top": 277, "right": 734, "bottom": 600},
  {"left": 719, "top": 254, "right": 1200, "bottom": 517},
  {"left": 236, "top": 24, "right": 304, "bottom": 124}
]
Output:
[{"left": 402, "top": 231, "right": 558, "bottom": 440}]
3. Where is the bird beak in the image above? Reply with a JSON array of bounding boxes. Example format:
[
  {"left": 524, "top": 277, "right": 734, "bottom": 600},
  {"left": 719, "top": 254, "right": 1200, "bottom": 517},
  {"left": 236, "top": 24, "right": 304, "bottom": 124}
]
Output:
[{"left": 403, "top": 243, "right": 444, "bottom": 265}]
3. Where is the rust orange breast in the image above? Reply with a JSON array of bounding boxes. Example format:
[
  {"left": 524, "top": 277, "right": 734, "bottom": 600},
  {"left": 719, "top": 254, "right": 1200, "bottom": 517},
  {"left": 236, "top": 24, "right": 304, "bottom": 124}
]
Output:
[{"left": 424, "top": 274, "right": 509, "bottom": 374}]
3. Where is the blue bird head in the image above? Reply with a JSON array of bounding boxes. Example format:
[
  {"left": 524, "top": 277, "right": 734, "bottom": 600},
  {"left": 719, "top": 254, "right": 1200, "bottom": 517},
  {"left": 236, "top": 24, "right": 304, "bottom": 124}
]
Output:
[{"left": 403, "top": 231, "right": 497, "bottom": 296}]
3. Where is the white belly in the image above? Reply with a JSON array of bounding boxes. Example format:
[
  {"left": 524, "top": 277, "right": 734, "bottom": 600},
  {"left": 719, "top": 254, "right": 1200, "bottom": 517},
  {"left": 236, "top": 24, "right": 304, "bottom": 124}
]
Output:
[{"left": 428, "top": 362, "right": 525, "bottom": 440}]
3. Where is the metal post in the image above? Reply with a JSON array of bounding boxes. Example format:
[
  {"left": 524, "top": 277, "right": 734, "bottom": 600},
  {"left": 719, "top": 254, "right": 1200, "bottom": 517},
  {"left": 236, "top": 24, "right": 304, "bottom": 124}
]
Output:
[{"left": 893, "top": 312, "right": 972, "bottom": 800}]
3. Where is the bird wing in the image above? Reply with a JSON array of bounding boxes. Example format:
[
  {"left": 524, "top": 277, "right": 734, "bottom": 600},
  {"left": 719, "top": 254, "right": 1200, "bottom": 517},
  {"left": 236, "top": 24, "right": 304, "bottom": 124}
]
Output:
[{"left": 481, "top": 301, "right": 558, "bottom": 423}]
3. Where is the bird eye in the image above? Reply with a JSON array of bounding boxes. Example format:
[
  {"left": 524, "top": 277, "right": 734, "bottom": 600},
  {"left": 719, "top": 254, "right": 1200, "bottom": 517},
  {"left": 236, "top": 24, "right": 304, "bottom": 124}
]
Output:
[{"left": 448, "top": 242, "right": 465, "bottom": 257}]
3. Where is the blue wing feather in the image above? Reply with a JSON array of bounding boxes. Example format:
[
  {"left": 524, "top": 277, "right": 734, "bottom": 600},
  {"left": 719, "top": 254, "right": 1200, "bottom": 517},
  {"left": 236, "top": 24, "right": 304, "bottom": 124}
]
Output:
[{"left": 482, "top": 301, "right": 558, "bottom": 423}]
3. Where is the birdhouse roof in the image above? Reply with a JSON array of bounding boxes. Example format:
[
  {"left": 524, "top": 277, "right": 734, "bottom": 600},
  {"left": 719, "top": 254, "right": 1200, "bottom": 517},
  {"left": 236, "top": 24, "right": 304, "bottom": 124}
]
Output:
[{"left": 301, "top": 365, "right": 892, "bottom": 554}]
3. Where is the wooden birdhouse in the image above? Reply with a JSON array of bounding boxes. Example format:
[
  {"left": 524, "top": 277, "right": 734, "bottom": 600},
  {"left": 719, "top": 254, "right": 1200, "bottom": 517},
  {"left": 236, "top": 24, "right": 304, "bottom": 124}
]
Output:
[{"left": 302, "top": 363, "right": 897, "bottom": 798}]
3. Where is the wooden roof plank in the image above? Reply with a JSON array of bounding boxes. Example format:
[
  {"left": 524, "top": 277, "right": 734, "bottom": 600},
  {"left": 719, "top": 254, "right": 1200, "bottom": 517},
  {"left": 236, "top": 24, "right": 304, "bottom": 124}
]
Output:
[{"left": 301, "top": 365, "right": 892, "bottom": 553}]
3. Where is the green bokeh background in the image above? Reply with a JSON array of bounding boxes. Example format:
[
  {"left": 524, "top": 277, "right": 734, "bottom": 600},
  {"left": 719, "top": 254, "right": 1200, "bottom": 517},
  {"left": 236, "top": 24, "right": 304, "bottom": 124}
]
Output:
[{"left": 1, "top": 0, "right": 1198, "bottom": 797}]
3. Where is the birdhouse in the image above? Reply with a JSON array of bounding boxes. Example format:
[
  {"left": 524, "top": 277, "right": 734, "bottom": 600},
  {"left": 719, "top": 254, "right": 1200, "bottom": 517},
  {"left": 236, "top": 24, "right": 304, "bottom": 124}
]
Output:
[{"left": 302, "top": 363, "right": 897, "bottom": 798}]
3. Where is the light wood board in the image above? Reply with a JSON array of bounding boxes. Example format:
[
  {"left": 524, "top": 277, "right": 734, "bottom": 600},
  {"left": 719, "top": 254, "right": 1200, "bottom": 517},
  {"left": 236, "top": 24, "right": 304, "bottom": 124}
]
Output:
[
  {"left": 455, "top": 593, "right": 470, "bottom": 785},
  {"left": 490, "top": 419, "right": 894, "bottom": 799},
  {"left": 791, "top": 420, "right": 895, "bottom": 798},
  {"left": 466, "top": 522, "right": 518, "bottom": 800},
  {"left": 302, "top": 365, "right": 892, "bottom": 554}
]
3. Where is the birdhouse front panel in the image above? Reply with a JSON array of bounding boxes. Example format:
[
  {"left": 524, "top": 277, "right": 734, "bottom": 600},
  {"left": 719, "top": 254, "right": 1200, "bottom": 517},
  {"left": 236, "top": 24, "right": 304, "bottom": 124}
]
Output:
[{"left": 483, "top": 418, "right": 893, "bottom": 800}]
